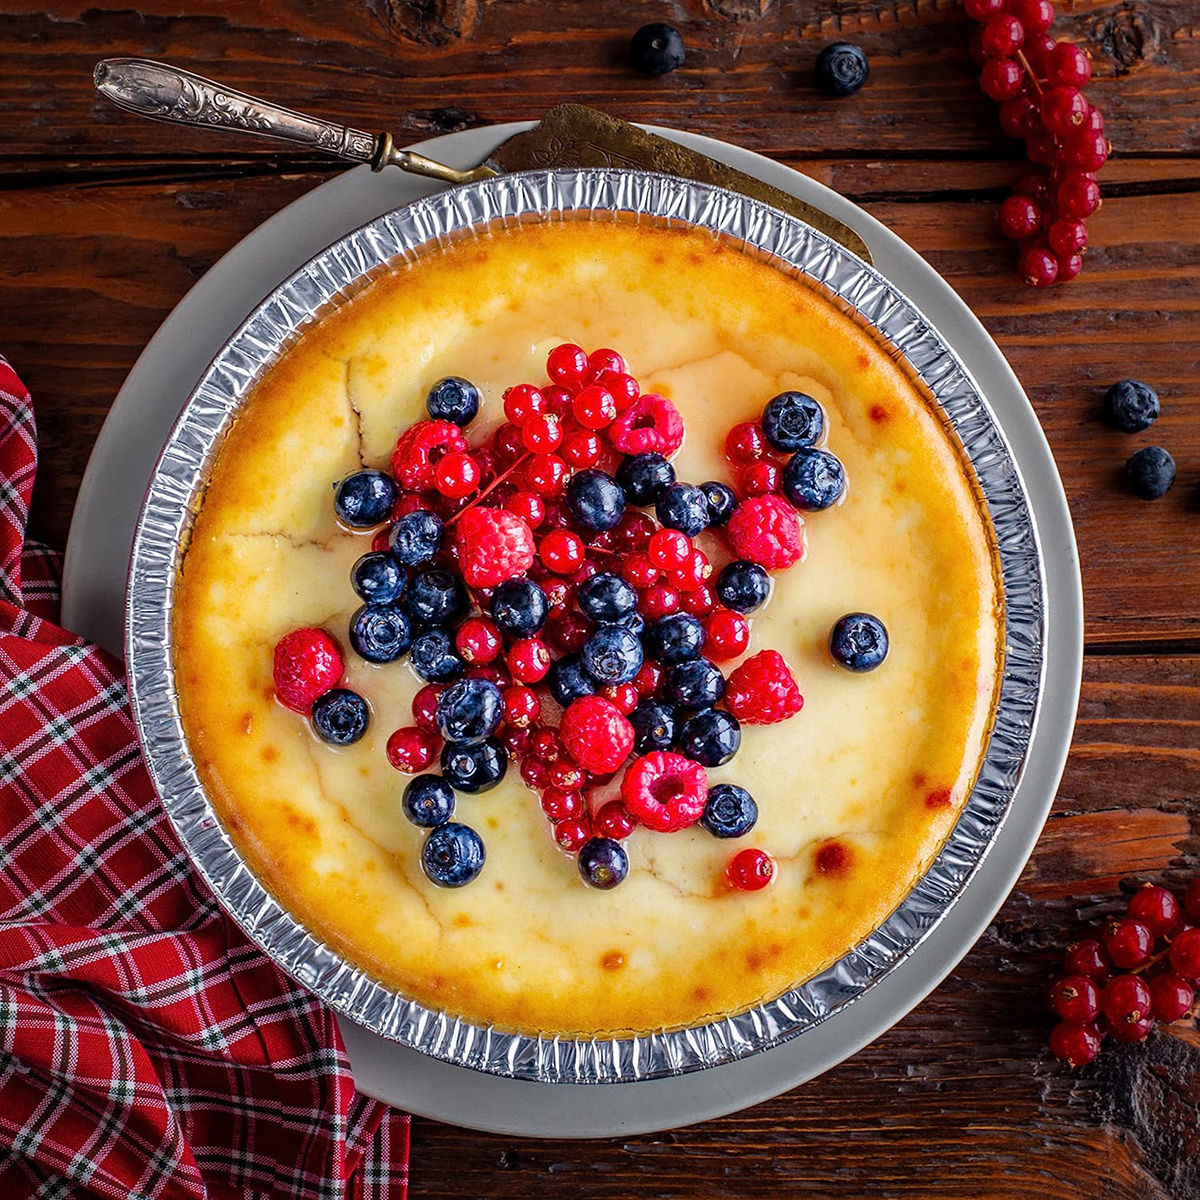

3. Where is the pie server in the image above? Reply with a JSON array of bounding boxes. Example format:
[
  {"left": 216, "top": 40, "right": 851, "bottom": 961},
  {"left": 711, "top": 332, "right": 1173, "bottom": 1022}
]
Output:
[{"left": 93, "top": 57, "right": 872, "bottom": 264}]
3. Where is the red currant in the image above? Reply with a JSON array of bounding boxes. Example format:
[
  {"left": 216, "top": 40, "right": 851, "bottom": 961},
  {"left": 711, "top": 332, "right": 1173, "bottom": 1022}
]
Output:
[
  {"left": 1046, "top": 41, "right": 1092, "bottom": 89},
  {"left": 1014, "top": 169, "right": 1052, "bottom": 205},
  {"left": 1063, "top": 938, "right": 1114, "bottom": 985},
  {"left": 1055, "top": 252, "right": 1084, "bottom": 284},
  {"left": 740, "top": 459, "right": 780, "bottom": 497},
  {"left": 503, "top": 683, "right": 541, "bottom": 728},
  {"left": 524, "top": 454, "right": 569, "bottom": 497},
  {"left": 727, "top": 848, "right": 775, "bottom": 891},
  {"left": 586, "top": 348, "right": 626, "bottom": 382},
  {"left": 465, "top": 663, "right": 509, "bottom": 688},
  {"left": 669, "top": 549, "right": 712, "bottom": 593},
  {"left": 1127, "top": 884, "right": 1180, "bottom": 938},
  {"left": 1080, "top": 106, "right": 1105, "bottom": 137},
  {"left": 1150, "top": 973, "right": 1195, "bottom": 1023},
  {"left": 1061, "top": 131, "right": 1110, "bottom": 173},
  {"left": 501, "top": 724, "right": 533, "bottom": 757},
  {"left": 1049, "top": 1020, "right": 1103, "bottom": 1067},
  {"left": 597, "top": 370, "right": 640, "bottom": 411},
  {"left": 1106, "top": 1014, "right": 1154, "bottom": 1044},
  {"left": 998, "top": 194, "right": 1043, "bottom": 241},
  {"left": 531, "top": 728, "right": 562, "bottom": 763},
  {"left": 1019, "top": 243, "right": 1059, "bottom": 289},
  {"left": 506, "top": 490, "right": 546, "bottom": 529},
  {"left": 1050, "top": 975, "right": 1101, "bottom": 1023},
  {"left": 981, "top": 57, "right": 1024, "bottom": 102},
  {"left": 385, "top": 726, "right": 439, "bottom": 773},
  {"left": 551, "top": 760, "right": 587, "bottom": 791},
  {"left": 549, "top": 613, "right": 591, "bottom": 653},
  {"left": 503, "top": 383, "right": 545, "bottom": 426},
  {"left": 1047, "top": 216, "right": 1088, "bottom": 258},
  {"left": 561, "top": 428, "right": 602, "bottom": 468},
  {"left": 725, "top": 421, "right": 767, "bottom": 464},
  {"left": 999, "top": 95, "right": 1040, "bottom": 140},
  {"left": 455, "top": 616, "right": 502, "bottom": 665},
  {"left": 964, "top": 0, "right": 1003, "bottom": 18},
  {"left": 542, "top": 385, "right": 574, "bottom": 417},
  {"left": 541, "top": 786, "right": 585, "bottom": 821},
  {"left": 507, "top": 637, "right": 552, "bottom": 684},
  {"left": 639, "top": 584, "right": 681, "bottom": 620},
  {"left": 595, "top": 801, "right": 637, "bottom": 840},
  {"left": 1009, "top": 0, "right": 1054, "bottom": 33},
  {"left": 1056, "top": 172, "right": 1102, "bottom": 218},
  {"left": 521, "top": 413, "right": 563, "bottom": 455},
  {"left": 622, "top": 553, "right": 660, "bottom": 589},
  {"left": 1169, "top": 927, "right": 1200, "bottom": 981},
  {"left": 541, "top": 577, "right": 572, "bottom": 615},
  {"left": 520, "top": 756, "right": 551, "bottom": 789},
  {"left": 1023, "top": 31, "right": 1057, "bottom": 72},
  {"left": 546, "top": 342, "right": 589, "bottom": 389},
  {"left": 1186, "top": 879, "right": 1200, "bottom": 925},
  {"left": 633, "top": 662, "right": 664, "bottom": 697},
  {"left": 1103, "top": 919, "right": 1154, "bottom": 969},
  {"left": 411, "top": 683, "right": 442, "bottom": 732},
  {"left": 572, "top": 384, "right": 618, "bottom": 430},
  {"left": 980, "top": 15, "right": 1024, "bottom": 59},
  {"left": 600, "top": 682, "right": 640, "bottom": 715},
  {"left": 647, "top": 529, "right": 692, "bottom": 571},
  {"left": 1101, "top": 973, "right": 1152, "bottom": 1025},
  {"left": 554, "top": 817, "right": 592, "bottom": 853},
  {"left": 433, "top": 451, "right": 480, "bottom": 500},
  {"left": 1041, "top": 86, "right": 1089, "bottom": 136},
  {"left": 490, "top": 421, "right": 525, "bottom": 466},
  {"left": 706, "top": 608, "right": 751, "bottom": 660},
  {"left": 680, "top": 582, "right": 717, "bottom": 616},
  {"left": 1026, "top": 124, "right": 1060, "bottom": 167},
  {"left": 570, "top": 559, "right": 599, "bottom": 588},
  {"left": 613, "top": 511, "right": 654, "bottom": 552}
]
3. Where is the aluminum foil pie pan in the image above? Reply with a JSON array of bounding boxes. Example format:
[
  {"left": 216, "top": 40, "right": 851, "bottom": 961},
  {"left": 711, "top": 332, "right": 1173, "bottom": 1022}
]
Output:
[{"left": 126, "top": 168, "right": 1045, "bottom": 1084}]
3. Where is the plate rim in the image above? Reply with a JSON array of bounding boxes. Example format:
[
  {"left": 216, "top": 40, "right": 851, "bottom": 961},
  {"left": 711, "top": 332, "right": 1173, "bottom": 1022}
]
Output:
[{"left": 62, "top": 123, "right": 1082, "bottom": 1135}]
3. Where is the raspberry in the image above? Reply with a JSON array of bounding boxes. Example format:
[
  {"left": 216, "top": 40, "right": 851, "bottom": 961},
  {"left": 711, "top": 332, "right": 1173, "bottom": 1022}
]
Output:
[
  {"left": 607, "top": 393, "right": 684, "bottom": 457},
  {"left": 390, "top": 420, "right": 468, "bottom": 492},
  {"left": 454, "top": 507, "right": 536, "bottom": 589},
  {"left": 621, "top": 751, "right": 708, "bottom": 833},
  {"left": 559, "top": 696, "right": 635, "bottom": 774},
  {"left": 725, "top": 495, "right": 806, "bottom": 570},
  {"left": 725, "top": 650, "right": 803, "bottom": 725},
  {"left": 273, "top": 628, "right": 343, "bottom": 712}
]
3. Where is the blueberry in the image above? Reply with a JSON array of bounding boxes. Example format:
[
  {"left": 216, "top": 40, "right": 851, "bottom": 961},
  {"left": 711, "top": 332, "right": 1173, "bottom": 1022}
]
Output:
[
  {"left": 699, "top": 481, "right": 737, "bottom": 526},
  {"left": 582, "top": 625, "right": 644, "bottom": 685},
  {"left": 410, "top": 629, "right": 465, "bottom": 683},
  {"left": 781, "top": 447, "right": 846, "bottom": 511},
  {"left": 404, "top": 567, "right": 468, "bottom": 628},
  {"left": 762, "top": 391, "right": 825, "bottom": 452},
  {"left": 1126, "top": 446, "right": 1176, "bottom": 500},
  {"left": 402, "top": 774, "right": 455, "bottom": 828},
  {"left": 646, "top": 613, "right": 705, "bottom": 665},
  {"left": 716, "top": 560, "right": 771, "bottom": 613},
  {"left": 629, "top": 22, "right": 685, "bottom": 76},
  {"left": 436, "top": 678, "right": 503, "bottom": 744},
  {"left": 655, "top": 483, "right": 710, "bottom": 537},
  {"left": 815, "top": 41, "right": 869, "bottom": 97},
  {"left": 676, "top": 708, "right": 741, "bottom": 768},
  {"left": 548, "top": 653, "right": 597, "bottom": 706},
  {"left": 490, "top": 578, "right": 548, "bottom": 637},
  {"left": 830, "top": 612, "right": 889, "bottom": 672},
  {"left": 426, "top": 376, "right": 480, "bottom": 427},
  {"left": 348, "top": 603, "right": 412, "bottom": 664},
  {"left": 334, "top": 469, "right": 396, "bottom": 528},
  {"left": 351, "top": 551, "right": 405, "bottom": 605},
  {"left": 578, "top": 572, "right": 638, "bottom": 623},
  {"left": 578, "top": 837, "right": 630, "bottom": 890},
  {"left": 616, "top": 453, "right": 676, "bottom": 506},
  {"left": 1104, "top": 379, "right": 1160, "bottom": 433},
  {"left": 565, "top": 469, "right": 626, "bottom": 533},
  {"left": 663, "top": 658, "right": 725, "bottom": 709},
  {"left": 389, "top": 509, "right": 443, "bottom": 566},
  {"left": 421, "top": 822, "right": 485, "bottom": 888},
  {"left": 629, "top": 699, "right": 677, "bottom": 754},
  {"left": 310, "top": 688, "right": 370, "bottom": 745},
  {"left": 440, "top": 737, "right": 508, "bottom": 794},
  {"left": 701, "top": 784, "right": 758, "bottom": 838}
]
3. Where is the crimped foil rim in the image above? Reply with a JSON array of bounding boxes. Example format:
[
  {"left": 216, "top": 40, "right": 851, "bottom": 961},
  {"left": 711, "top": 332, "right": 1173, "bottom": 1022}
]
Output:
[{"left": 126, "top": 169, "right": 1045, "bottom": 1084}]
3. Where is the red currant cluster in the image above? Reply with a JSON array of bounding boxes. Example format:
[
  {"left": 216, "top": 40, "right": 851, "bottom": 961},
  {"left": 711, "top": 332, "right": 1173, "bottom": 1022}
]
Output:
[
  {"left": 1045, "top": 880, "right": 1200, "bottom": 1067},
  {"left": 966, "top": 0, "right": 1107, "bottom": 287}
]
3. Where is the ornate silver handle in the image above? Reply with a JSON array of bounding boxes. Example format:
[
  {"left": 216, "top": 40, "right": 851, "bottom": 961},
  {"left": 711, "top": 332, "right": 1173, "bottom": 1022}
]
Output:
[{"left": 93, "top": 58, "right": 496, "bottom": 185}]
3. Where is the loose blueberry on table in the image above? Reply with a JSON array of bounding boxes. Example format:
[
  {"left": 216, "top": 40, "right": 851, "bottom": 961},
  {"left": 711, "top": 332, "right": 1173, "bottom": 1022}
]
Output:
[{"left": 271, "top": 344, "right": 887, "bottom": 891}]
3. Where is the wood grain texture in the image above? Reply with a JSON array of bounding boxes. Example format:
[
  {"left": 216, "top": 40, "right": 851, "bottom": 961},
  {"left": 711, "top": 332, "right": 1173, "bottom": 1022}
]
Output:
[{"left": 1, "top": 1, "right": 1199, "bottom": 1196}]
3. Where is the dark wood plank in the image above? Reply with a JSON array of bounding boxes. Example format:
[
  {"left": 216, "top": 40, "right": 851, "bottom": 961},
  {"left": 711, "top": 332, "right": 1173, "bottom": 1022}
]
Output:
[
  {"left": 0, "top": 0, "right": 1196, "bottom": 164},
  {"left": 2, "top": 168, "right": 1196, "bottom": 643},
  {"left": 408, "top": 655, "right": 1200, "bottom": 1200}
]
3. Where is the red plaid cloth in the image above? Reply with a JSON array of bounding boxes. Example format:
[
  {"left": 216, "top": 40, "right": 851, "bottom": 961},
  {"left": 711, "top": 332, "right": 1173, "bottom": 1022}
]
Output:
[{"left": 0, "top": 358, "right": 410, "bottom": 1199}]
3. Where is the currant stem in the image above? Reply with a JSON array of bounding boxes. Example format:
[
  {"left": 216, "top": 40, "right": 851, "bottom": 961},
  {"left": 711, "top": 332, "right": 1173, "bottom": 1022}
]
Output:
[
  {"left": 1016, "top": 50, "right": 1044, "bottom": 97},
  {"left": 445, "top": 451, "right": 533, "bottom": 526}
]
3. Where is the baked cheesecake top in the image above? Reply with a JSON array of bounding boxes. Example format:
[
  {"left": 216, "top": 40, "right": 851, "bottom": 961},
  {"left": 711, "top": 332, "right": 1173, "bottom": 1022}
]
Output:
[{"left": 174, "top": 219, "right": 1001, "bottom": 1037}]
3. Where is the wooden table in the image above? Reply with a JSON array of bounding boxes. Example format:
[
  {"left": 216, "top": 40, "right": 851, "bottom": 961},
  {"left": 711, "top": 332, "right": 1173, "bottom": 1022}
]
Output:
[{"left": 3, "top": 2, "right": 1198, "bottom": 1196}]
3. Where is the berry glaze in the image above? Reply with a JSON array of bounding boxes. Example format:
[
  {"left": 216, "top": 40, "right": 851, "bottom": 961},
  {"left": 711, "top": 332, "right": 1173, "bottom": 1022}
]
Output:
[
  {"left": 173, "top": 222, "right": 1000, "bottom": 1036},
  {"left": 968, "top": 1, "right": 1108, "bottom": 287}
]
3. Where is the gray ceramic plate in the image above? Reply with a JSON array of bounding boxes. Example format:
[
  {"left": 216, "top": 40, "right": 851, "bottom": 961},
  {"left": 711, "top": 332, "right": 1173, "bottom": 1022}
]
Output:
[{"left": 62, "top": 124, "right": 1082, "bottom": 1137}]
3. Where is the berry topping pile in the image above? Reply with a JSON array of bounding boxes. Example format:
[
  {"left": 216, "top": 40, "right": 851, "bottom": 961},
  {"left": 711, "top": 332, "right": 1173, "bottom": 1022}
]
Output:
[
  {"left": 967, "top": 1, "right": 1108, "bottom": 288},
  {"left": 273, "top": 346, "right": 888, "bottom": 893},
  {"left": 1045, "top": 879, "right": 1200, "bottom": 1067}
]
